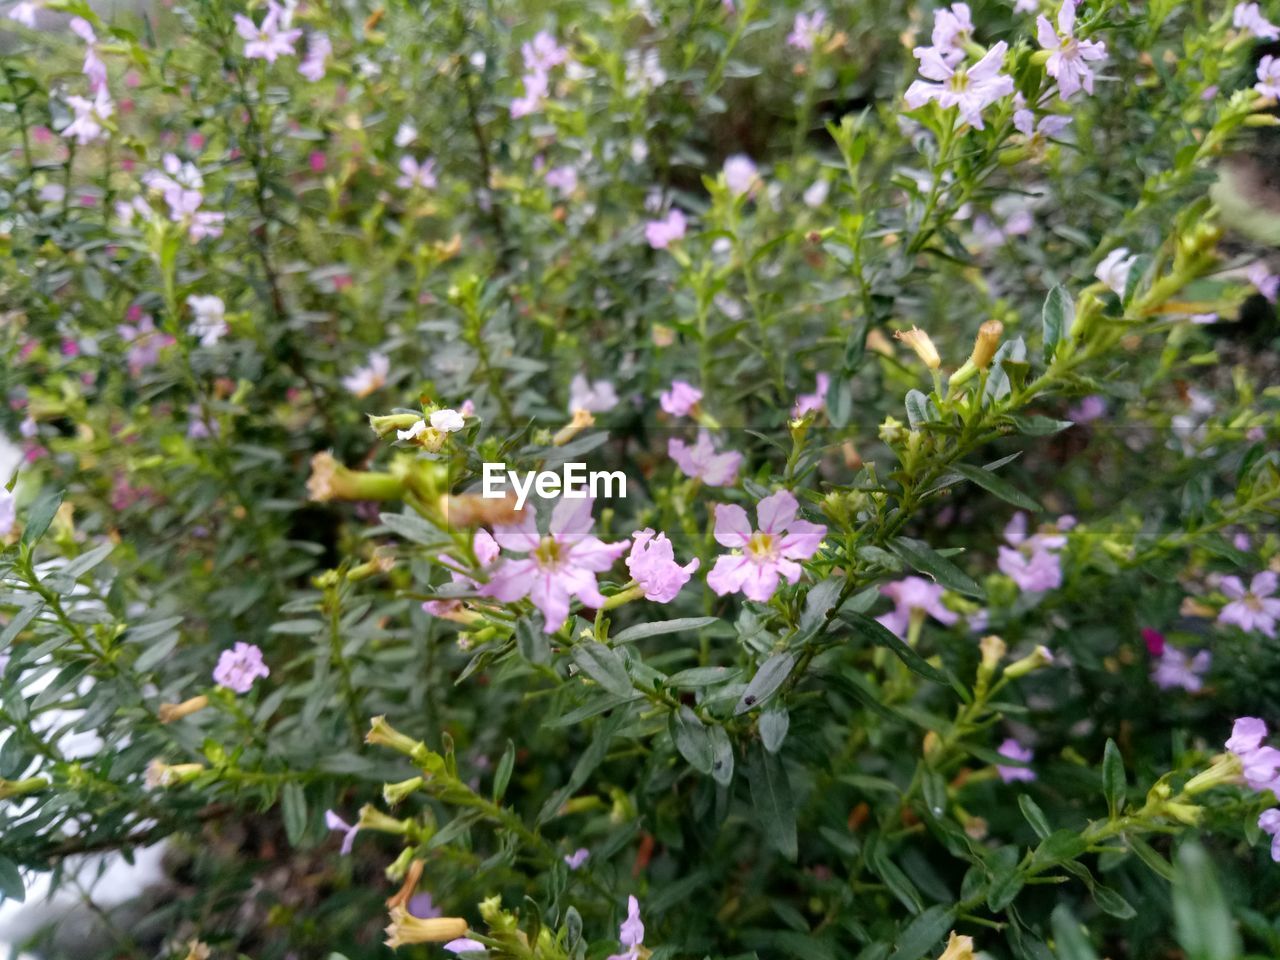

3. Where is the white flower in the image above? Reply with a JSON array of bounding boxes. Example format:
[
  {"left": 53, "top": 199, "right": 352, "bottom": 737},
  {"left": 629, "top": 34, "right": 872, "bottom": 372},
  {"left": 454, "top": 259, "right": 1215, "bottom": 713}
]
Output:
[
  {"left": 397, "top": 420, "right": 427, "bottom": 441},
  {"left": 186, "top": 295, "right": 228, "bottom": 347},
  {"left": 394, "top": 122, "right": 418, "bottom": 148},
  {"left": 341, "top": 353, "right": 391, "bottom": 397},
  {"left": 803, "top": 178, "right": 830, "bottom": 208},
  {"left": 430, "top": 408, "right": 466, "bottom": 433},
  {"left": 7, "top": 1, "right": 38, "bottom": 27},
  {"left": 568, "top": 374, "right": 619, "bottom": 413},
  {"left": 723, "top": 155, "right": 759, "bottom": 197},
  {"left": 0, "top": 486, "right": 15, "bottom": 538},
  {"left": 1095, "top": 247, "right": 1137, "bottom": 296}
]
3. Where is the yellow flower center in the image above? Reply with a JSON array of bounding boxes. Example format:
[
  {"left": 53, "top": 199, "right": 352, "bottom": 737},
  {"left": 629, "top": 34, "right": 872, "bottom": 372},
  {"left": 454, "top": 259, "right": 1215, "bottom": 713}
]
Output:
[
  {"left": 534, "top": 536, "right": 563, "bottom": 566},
  {"left": 747, "top": 531, "right": 776, "bottom": 561}
]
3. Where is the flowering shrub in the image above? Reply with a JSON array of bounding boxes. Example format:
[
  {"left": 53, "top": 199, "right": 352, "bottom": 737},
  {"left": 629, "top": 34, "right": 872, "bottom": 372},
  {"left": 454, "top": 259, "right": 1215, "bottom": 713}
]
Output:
[{"left": 2, "top": 0, "right": 1280, "bottom": 956}]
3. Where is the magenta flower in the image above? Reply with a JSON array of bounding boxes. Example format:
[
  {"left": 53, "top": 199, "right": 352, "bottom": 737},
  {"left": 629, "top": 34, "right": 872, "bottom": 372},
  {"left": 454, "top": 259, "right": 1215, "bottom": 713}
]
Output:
[
  {"left": 875, "top": 576, "right": 959, "bottom": 638},
  {"left": 324, "top": 809, "right": 359, "bottom": 854},
  {"left": 607, "top": 896, "right": 645, "bottom": 960},
  {"left": 1151, "top": 647, "right": 1211, "bottom": 692},
  {"left": 480, "top": 499, "right": 629, "bottom": 632},
  {"left": 213, "top": 641, "right": 269, "bottom": 693},
  {"left": 668, "top": 431, "right": 743, "bottom": 487},
  {"left": 1258, "top": 55, "right": 1280, "bottom": 98},
  {"left": 904, "top": 42, "right": 1015, "bottom": 129},
  {"left": 1141, "top": 626, "right": 1165, "bottom": 656},
  {"left": 626, "top": 529, "right": 699, "bottom": 602},
  {"left": 1217, "top": 571, "right": 1280, "bottom": 638},
  {"left": 568, "top": 374, "right": 618, "bottom": 413},
  {"left": 792, "top": 372, "right": 830, "bottom": 417},
  {"left": 1259, "top": 809, "right": 1280, "bottom": 862},
  {"left": 786, "top": 10, "right": 827, "bottom": 52},
  {"left": 660, "top": 380, "right": 702, "bottom": 417},
  {"left": 1235, "top": 3, "right": 1279, "bottom": 40},
  {"left": 645, "top": 209, "right": 687, "bottom": 249},
  {"left": 1036, "top": 0, "right": 1107, "bottom": 99},
  {"left": 234, "top": 2, "right": 301, "bottom": 62},
  {"left": 707, "top": 491, "right": 826, "bottom": 602},
  {"left": 996, "top": 738, "right": 1036, "bottom": 782},
  {"left": 563, "top": 847, "right": 590, "bottom": 869}
]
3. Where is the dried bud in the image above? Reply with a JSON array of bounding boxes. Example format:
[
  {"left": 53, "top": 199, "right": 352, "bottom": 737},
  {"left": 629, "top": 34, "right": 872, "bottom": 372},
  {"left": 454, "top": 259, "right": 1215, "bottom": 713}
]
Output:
[
  {"left": 307, "top": 453, "right": 405, "bottom": 503},
  {"left": 970, "top": 320, "right": 1004, "bottom": 369},
  {"left": 349, "top": 552, "right": 396, "bottom": 582},
  {"left": 158, "top": 694, "right": 209, "bottom": 724},
  {"left": 553, "top": 408, "right": 595, "bottom": 446},
  {"left": 979, "top": 634, "right": 1007, "bottom": 674},
  {"left": 894, "top": 326, "right": 941, "bottom": 369},
  {"left": 383, "top": 906, "right": 468, "bottom": 948},
  {"left": 937, "top": 931, "right": 976, "bottom": 960},
  {"left": 442, "top": 491, "right": 521, "bottom": 528}
]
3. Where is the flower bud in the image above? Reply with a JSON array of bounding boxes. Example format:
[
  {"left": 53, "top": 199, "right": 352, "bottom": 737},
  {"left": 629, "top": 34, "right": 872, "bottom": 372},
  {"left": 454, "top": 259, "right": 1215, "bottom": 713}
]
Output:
[
  {"left": 144, "top": 760, "right": 205, "bottom": 789},
  {"left": 383, "top": 906, "right": 468, "bottom": 948},
  {"left": 349, "top": 552, "right": 396, "bottom": 582},
  {"left": 1182, "top": 752, "right": 1243, "bottom": 795},
  {"left": 307, "top": 453, "right": 406, "bottom": 503},
  {"left": 553, "top": 409, "right": 595, "bottom": 446},
  {"left": 937, "top": 931, "right": 975, "bottom": 960},
  {"left": 1004, "top": 645, "right": 1054, "bottom": 679},
  {"left": 979, "top": 634, "right": 1006, "bottom": 673},
  {"left": 922, "top": 730, "right": 943, "bottom": 758},
  {"left": 1161, "top": 801, "right": 1203, "bottom": 826},
  {"left": 369, "top": 413, "right": 425, "bottom": 438},
  {"left": 969, "top": 320, "right": 1004, "bottom": 370},
  {"left": 366, "top": 715, "right": 424, "bottom": 757},
  {"left": 879, "top": 415, "right": 906, "bottom": 445},
  {"left": 383, "top": 776, "right": 425, "bottom": 807},
  {"left": 158, "top": 694, "right": 209, "bottom": 724},
  {"left": 357, "top": 803, "right": 414, "bottom": 835},
  {"left": 0, "top": 776, "right": 49, "bottom": 801},
  {"left": 894, "top": 327, "right": 941, "bottom": 370}
]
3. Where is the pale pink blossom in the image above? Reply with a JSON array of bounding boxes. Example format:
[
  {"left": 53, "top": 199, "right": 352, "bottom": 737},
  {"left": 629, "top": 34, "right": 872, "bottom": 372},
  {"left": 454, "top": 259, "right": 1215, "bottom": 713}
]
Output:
[
  {"left": 1095, "top": 247, "right": 1137, "bottom": 296},
  {"left": 723, "top": 155, "right": 759, "bottom": 197},
  {"left": 645, "top": 209, "right": 687, "bottom": 249},
  {"left": 299, "top": 32, "right": 331, "bottom": 81},
  {"left": 7, "top": 1, "right": 37, "bottom": 27},
  {"left": 606, "top": 896, "right": 646, "bottom": 960},
  {"left": 904, "top": 42, "right": 1015, "bottom": 129},
  {"left": 213, "top": 641, "right": 269, "bottom": 693},
  {"left": 1151, "top": 647, "right": 1211, "bottom": 692},
  {"left": 1234, "top": 3, "right": 1279, "bottom": 40},
  {"left": 928, "top": 3, "right": 974, "bottom": 64},
  {"left": 660, "top": 380, "right": 702, "bottom": 417},
  {"left": 430, "top": 408, "right": 466, "bottom": 433},
  {"left": 511, "top": 70, "right": 549, "bottom": 118},
  {"left": 996, "top": 738, "right": 1035, "bottom": 782},
  {"left": 1036, "top": 0, "right": 1107, "bottom": 99},
  {"left": 707, "top": 491, "right": 826, "bottom": 602},
  {"left": 397, "top": 156, "right": 438, "bottom": 190},
  {"left": 1247, "top": 262, "right": 1279, "bottom": 303},
  {"left": 787, "top": 10, "right": 827, "bottom": 52},
  {"left": 626, "top": 529, "right": 699, "bottom": 602},
  {"left": 668, "top": 431, "right": 742, "bottom": 487},
  {"left": 876, "top": 576, "right": 958, "bottom": 638},
  {"left": 70, "top": 17, "right": 108, "bottom": 92},
  {"left": 545, "top": 165, "right": 578, "bottom": 196},
  {"left": 564, "top": 847, "right": 590, "bottom": 870},
  {"left": 424, "top": 530, "right": 499, "bottom": 618},
  {"left": 235, "top": 2, "right": 301, "bottom": 62},
  {"left": 568, "top": 374, "right": 618, "bottom": 413},
  {"left": 521, "top": 31, "right": 569, "bottom": 73},
  {"left": 341, "top": 353, "right": 391, "bottom": 397},
  {"left": 997, "top": 512, "right": 1068, "bottom": 593},
  {"left": 186, "top": 295, "right": 227, "bottom": 347},
  {"left": 324, "top": 809, "right": 359, "bottom": 854},
  {"left": 792, "top": 372, "right": 830, "bottom": 417},
  {"left": 1217, "top": 571, "right": 1280, "bottom": 638},
  {"left": 1258, "top": 809, "right": 1280, "bottom": 862},
  {"left": 62, "top": 88, "right": 113, "bottom": 145},
  {"left": 1257, "top": 55, "right": 1280, "bottom": 98}
]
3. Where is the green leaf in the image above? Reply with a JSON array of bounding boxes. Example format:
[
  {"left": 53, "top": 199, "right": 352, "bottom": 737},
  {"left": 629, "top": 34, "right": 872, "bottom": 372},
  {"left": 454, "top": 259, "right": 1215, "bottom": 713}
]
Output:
[
  {"left": 1030, "top": 829, "right": 1090, "bottom": 869},
  {"left": 1049, "top": 905, "right": 1099, "bottom": 960},
  {"left": 1093, "top": 884, "right": 1136, "bottom": 920},
  {"left": 1128, "top": 835, "right": 1175, "bottom": 881},
  {"left": 890, "top": 905, "right": 955, "bottom": 960},
  {"left": 517, "top": 616, "right": 551, "bottom": 665},
  {"left": 281, "top": 782, "right": 308, "bottom": 847},
  {"left": 1102, "top": 738, "right": 1126, "bottom": 818},
  {"left": 612, "top": 617, "right": 719, "bottom": 643},
  {"left": 492, "top": 740, "right": 515, "bottom": 802},
  {"left": 904, "top": 390, "right": 932, "bottom": 428},
  {"left": 58, "top": 541, "right": 115, "bottom": 580},
  {"left": 838, "top": 611, "right": 954, "bottom": 689},
  {"left": 1042, "top": 285, "right": 1074, "bottom": 363},
  {"left": 948, "top": 462, "right": 1040, "bottom": 512},
  {"left": 984, "top": 336, "right": 1027, "bottom": 404},
  {"left": 887, "top": 537, "right": 983, "bottom": 598},
  {"left": 22, "top": 488, "right": 64, "bottom": 546},
  {"left": 709, "top": 724, "right": 735, "bottom": 787},
  {"left": 747, "top": 743, "right": 797, "bottom": 860},
  {"left": 0, "top": 856, "right": 23, "bottom": 903},
  {"left": 1004, "top": 414, "right": 1074, "bottom": 437},
  {"left": 1018, "top": 794, "right": 1052, "bottom": 840},
  {"left": 0, "top": 602, "right": 44, "bottom": 649},
  {"left": 378, "top": 511, "right": 445, "bottom": 546},
  {"left": 1173, "top": 841, "right": 1240, "bottom": 960},
  {"left": 571, "top": 643, "right": 633, "bottom": 697},
  {"left": 799, "top": 578, "right": 845, "bottom": 636},
  {"left": 759, "top": 707, "right": 790, "bottom": 754},
  {"left": 734, "top": 652, "right": 796, "bottom": 715},
  {"left": 672, "top": 707, "right": 714, "bottom": 774}
]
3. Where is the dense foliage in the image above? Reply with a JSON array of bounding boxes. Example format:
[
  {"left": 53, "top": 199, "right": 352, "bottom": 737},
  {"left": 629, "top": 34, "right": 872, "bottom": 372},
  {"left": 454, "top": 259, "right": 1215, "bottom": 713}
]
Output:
[{"left": 1, "top": 0, "right": 1280, "bottom": 957}]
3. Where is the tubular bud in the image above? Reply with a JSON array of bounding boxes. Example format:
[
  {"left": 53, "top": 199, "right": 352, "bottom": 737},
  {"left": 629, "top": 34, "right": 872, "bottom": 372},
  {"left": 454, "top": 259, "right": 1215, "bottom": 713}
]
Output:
[
  {"left": 894, "top": 327, "right": 941, "bottom": 370},
  {"left": 308, "top": 452, "right": 406, "bottom": 503},
  {"left": 158, "top": 694, "right": 210, "bottom": 724},
  {"left": 383, "top": 907, "right": 468, "bottom": 948}
]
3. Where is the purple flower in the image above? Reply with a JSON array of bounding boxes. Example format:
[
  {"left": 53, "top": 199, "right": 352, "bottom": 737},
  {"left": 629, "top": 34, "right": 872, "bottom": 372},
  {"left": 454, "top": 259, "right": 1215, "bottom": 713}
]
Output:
[
  {"left": 397, "top": 156, "right": 438, "bottom": 191},
  {"left": 1247, "top": 263, "right": 1279, "bottom": 303},
  {"left": 186, "top": 404, "right": 219, "bottom": 441},
  {"left": 1234, "top": 3, "right": 1279, "bottom": 40},
  {"left": 1258, "top": 55, "right": 1280, "bottom": 98},
  {"left": 480, "top": 499, "right": 629, "bottom": 632},
  {"left": 1067, "top": 394, "right": 1107, "bottom": 423},
  {"left": 234, "top": 2, "right": 301, "bottom": 62},
  {"left": 668, "top": 431, "right": 742, "bottom": 487},
  {"left": 1151, "top": 647, "right": 1211, "bottom": 692},
  {"left": 996, "top": 512, "right": 1067, "bottom": 594},
  {"left": 407, "top": 892, "right": 442, "bottom": 918},
  {"left": 213, "top": 642, "right": 269, "bottom": 693},
  {"left": 792, "top": 372, "right": 830, "bottom": 417},
  {"left": 928, "top": 3, "right": 974, "bottom": 64},
  {"left": 1217, "top": 571, "right": 1280, "bottom": 638},
  {"left": 1227, "top": 717, "right": 1268, "bottom": 754},
  {"left": 545, "top": 165, "right": 578, "bottom": 196},
  {"left": 996, "top": 738, "right": 1035, "bottom": 782},
  {"left": 522, "top": 31, "right": 569, "bottom": 73},
  {"left": 424, "top": 530, "right": 500, "bottom": 618},
  {"left": 70, "top": 18, "right": 108, "bottom": 92},
  {"left": 299, "top": 32, "right": 331, "bottom": 82},
  {"left": 723, "top": 155, "right": 759, "bottom": 197},
  {"left": 1012, "top": 99, "right": 1072, "bottom": 144},
  {"left": 1225, "top": 718, "right": 1280, "bottom": 796},
  {"left": 324, "top": 809, "right": 359, "bottom": 855},
  {"left": 62, "top": 88, "right": 113, "bottom": 145},
  {"left": 118, "top": 315, "right": 175, "bottom": 376},
  {"left": 626, "top": 529, "right": 699, "bottom": 602},
  {"left": 660, "top": 380, "right": 702, "bottom": 417},
  {"left": 511, "top": 70, "right": 550, "bottom": 118},
  {"left": 568, "top": 374, "right": 619, "bottom": 413},
  {"left": 1036, "top": 0, "right": 1107, "bottom": 99},
  {"left": 875, "top": 576, "right": 959, "bottom": 638},
  {"left": 444, "top": 939, "right": 488, "bottom": 956},
  {"left": 786, "top": 10, "right": 827, "bottom": 52},
  {"left": 904, "top": 42, "right": 1015, "bottom": 130},
  {"left": 707, "top": 491, "right": 826, "bottom": 602},
  {"left": 1259, "top": 809, "right": 1280, "bottom": 862},
  {"left": 607, "top": 896, "right": 645, "bottom": 960},
  {"left": 563, "top": 847, "right": 590, "bottom": 869},
  {"left": 7, "top": 1, "right": 37, "bottom": 28},
  {"left": 645, "top": 209, "right": 687, "bottom": 249}
]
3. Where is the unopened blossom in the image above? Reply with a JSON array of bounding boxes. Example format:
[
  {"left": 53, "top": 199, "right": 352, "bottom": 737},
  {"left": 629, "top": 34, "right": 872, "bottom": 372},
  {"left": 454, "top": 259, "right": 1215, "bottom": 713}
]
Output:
[
  {"left": 1037, "top": 0, "right": 1107, "bottom": 99},
  {"left": 905, "top": 42, "right": 1015, "bottom": 130},
  {"left": 1151, "top": 647, "right": 1211, "bottom": 692},
  {"left": 1247, "top": 262, "right": 1279, "bottom": 303},
  {"left": 1218, "top": 571, "right": 1280, "bottom": 638},
  {"left": 186, "top": 295, "right": 227, "bottom": 347},
  {"left": 803, "top": 178, "right": 830, "bottom": 208},
  {"left": 299, "top": 32, "right": 331, "bottom": 82},
  {"left": 63, "top": 88, "right": 113, "bottom": 145},
  {"left": 397, "top": 156, "right": 438, "bottom": 190},
  {"left": 1234, "top": 3, "right": 1279, "bottom": 40},
  {"left": 996, "top": 738, "right": 1036, "bottom": 782},
  {"left": 341, "top": 353, "right": 391, "bottom": 397},
  {"left": 645, "top": 209, "right": 687, "bottom": 249},
  {"left": 668, "top": 431, "right": 743, "bottom": 487},
  {"left": 626, "top": 528, "right": 699, "bottom": 602},
  {"left": 235, "top": 2, "right": 301, "bottom": 62},
  {"left": 792, "top": 372, "right": 830, "bottom": 417},
  {"left": 876, "top": 576, "right": 959, "bottom": 638},
  {"left": 786, "top": 10, "right": 827, "bottom": 52},
  {"left": 1259, "top": 809, "right": 1280, "bottom": 862},
  {"left": 545, "top": 165, "right": 578, "bottom": 196},
  {"left": 723, "top": 155, "right": 759, "bottom": 197},
  {"left": 997, "top": 512, "right": 1069, "bottom": 593},
  {"left": 7, "top": 1, "right": 37, "bottom": 27},
  {"left": 444, "top": 939, "right": 488, "bottom": 956},
  {"left": 430, "top": 408, "right": 466, "bottom": 433},
  {"left": 928, "top": 3, "right": 974, "bottom": 64},
  {"left": 481, "top": 498, "right": 629, "bottom": 632},
  {"left": 384, "top": 908, "right": 467, "bottom": 948},
  {"left": 325, "top": 809, "right": 359, "bottom": 854},
  {"left": 1257, "top": 55, "right": 1280, "bottom": 98},
  {"left": 607, "top": 896, "right": 646, "bottom": 960},
  {"left": 707, "top": 490, "right": 826, "bottom": 602},
  {"left": 660, "top": 380, "right": 702, "bottom": 417},
  {"left": 213, "top": 641, "right": 269, "bottom": 693},
  {"left": 1095, "top": 247, "right": 1137, "bottom": 295},
  {"left": 568, "top": 374, "right": 618, "bottom": 414},
  {"left": 564, "top": 847, "right": 590, "bottom": 869}
]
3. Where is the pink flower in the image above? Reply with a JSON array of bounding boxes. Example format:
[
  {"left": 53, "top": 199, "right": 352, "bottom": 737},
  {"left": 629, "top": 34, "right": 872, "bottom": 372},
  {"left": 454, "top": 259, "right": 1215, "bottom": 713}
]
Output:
[
  {"left": 1151, "top": 647, "right": 1211, "bottom": 692},
  {"left": 568, "top": 374, "right": 618, "bottom": 413},
  {"left": 309, "top": 151, "right": 327, "bottom": 172},
  {"left": 1012, "top": 95, "right": 1072, "bottom": 143},
  {"left": 444, "top": 939, "right": 488, "bottom": 955},
  {"left": 928, "top": 3, "right": 974, "bottom": 64},
  {"left": 424, "top": 530, "right": 500, "bottom": 618},
  {"left": 511, "top": 70, "right": 549, "bottom": 118},
  {"left": 723, "top": 155, "right": 759, "bottom": 197},
  {"left": 626, "top": 529, "right": 699, "bottom": 602},
  {"left": 607, "top": 896, "right": 645, "bottom": 960},
  {"left": 1227, "top": 717, "right": 1268, "bottom": 754},
  {"left": 904, "top": 42, "right": 1015, "bottom": 129},
  {"left": 996, "top": 738, "right": 1035, "bottom": 782},
  {"left": 213, "top": 641, "right": 269, "bottom": 693},
  {"left": 1036, "top": 0, "right": 1107, "bottom": 99},
  {"left": 299, "top": 32, "right": 331, "bottom": 81},
  {"left": 70, "top": 17, "right": 108, "bottom": 92},
  {"left": 342, "top": 353, "right": 391, "bottom": 397},
  {"left": 522, "top": 31, "right": 569, "bottom": 73},
  {"left": 563, "top": 847, "right": 590, "bottom": 869},
  {"left": 707, "top": 491, "right": 826, "bottom": 602},
  {"left": 668, "top": 431, "right": 742, "bottom": 487},
  {"left": 480, "top": 499, "right": 629, "bottom": 632},
  {"left": 397, "top": 156, "right": 438, "bottom": 190},
  {"left": 645, "top": 209, "right": 687, "bottom": 249},
  {"left": 118, "top": 315, "right": 175, "bottom": 376},
  {"left": 875, "top": 576, "right": 958, "bottom": 638},
  {"left": 1258, "top": 809, "right": 1280, "bottom": 862},
  {"left": 792, "top": 372, "right": 830, "bottom": 417},
  {"left": 1234, "top": 3, "right": 1279, "bottom": 40},
  {"left": 62, "top": 88, "right": 113, "bottom": 145},
  {"left": 1141, "top": 626, "right": 1165, "bottom": 656},
  {"left": 660, "top": 380, "right": 702, "bottom": 417},
  {"left": 234, "top": 2, "right": 301, "bottom": 62},
  {"left": 325, "top": 809, "right": 359, "bottom": 854},
  {"left": 1257, "top": 55, "right": 1280, "bottom": 98},
  {"left": 1217, "top": 571, "right": 1280, "bottom": 638},
  {"left": 1066, "top": 394, "right": 1107, "bottom": 423},
  {"left": 545, "top": 165, "right": 578, "bottom": 196},
  {"left": 7, "top": 1, "right": 37, "bottom": 27},
  {"left": 1247, "top": 262, "right": 1279, "bottom": 303},
  {"left": 786, "top": 10, "right": 827, "bottom": 52},
  {"left": 997, "top": 512, "right": 1067, "bottom": 593}
]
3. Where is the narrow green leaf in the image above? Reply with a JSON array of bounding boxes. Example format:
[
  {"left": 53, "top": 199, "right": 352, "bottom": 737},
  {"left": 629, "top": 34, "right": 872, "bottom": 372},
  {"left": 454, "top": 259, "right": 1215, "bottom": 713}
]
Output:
[
  {"left": 838, "top": 611, "right": 954, "bottom": 688},
  {"left": 1102, "top": 738, "right": 1126, "bottom": 818},
  {"left": 1093, "top": 884, "right": 1137, "bottom": 920},
  {"left": 887, "top": 537, "right": 983, "bottom": 598},
  {"left": 492, "top": 740, "right": 515, "bottom": 802},
  {"left": 1049, "top": 905, "right": 1100, "bottom": 960},
  {"left": 1173, "top": 841, "right": 1240, "bottom": 960},
  {"left": 612, "top": 617, "right": 719, "bottom": 643},
  {"left": 948, "top": 462, "right": 1040, "bottom": 512},
  {"left": 1018, "top": 794, "right": 1052, "bottom": 840},
  {"left": 281, "top": 782, "right": 308, "bottom": 847},
  {"left": 748, "top": 744, "right": 797, "bottom": 860},
  {"left": 672, "top": 707, "right": 714, "bottom": 774},
  {"left": 709, "top": 724, "right": 735, "bottom": 787},
  {"left": 734, "top": 652, "right": 796, "bottom": 715},
  {"left": 571, "top": 643, "right": 633, "bottom": 697},
  {"left": 1042, "top": 285, "right": 1075, "bottom": 363},
  {"left": 21, "top": 488, "right": 63, "bottom": 546},
  {"left": 0, "top": 857, "right": 24, "bottom": 903},
  {"left": 759, "top": 707, "right": 790, "bottom": 754},
  {"left": 890, "top": 905, "right": 955, "bottom": 960}
]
